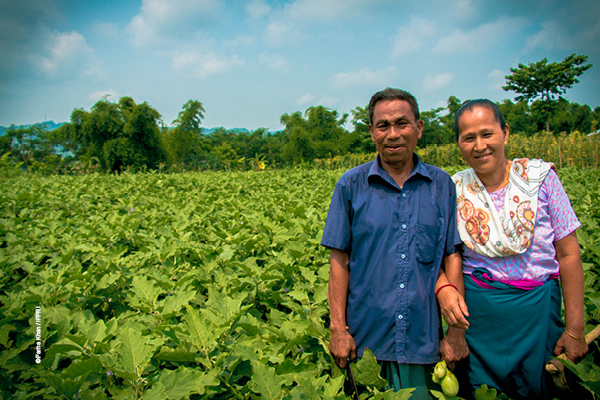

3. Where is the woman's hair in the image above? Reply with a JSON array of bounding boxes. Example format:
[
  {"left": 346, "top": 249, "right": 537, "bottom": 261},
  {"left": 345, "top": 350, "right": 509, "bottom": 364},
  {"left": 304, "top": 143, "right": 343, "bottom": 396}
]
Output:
[
  {"left": 454, "top": 99, "right": 506, "bottom": 141},
  {"left": 369, "top": 88, "right": 420, "bottom": 124}
]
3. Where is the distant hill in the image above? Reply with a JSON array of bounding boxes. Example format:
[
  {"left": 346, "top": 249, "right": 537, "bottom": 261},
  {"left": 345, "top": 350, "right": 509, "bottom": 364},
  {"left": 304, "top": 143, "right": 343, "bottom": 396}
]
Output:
[
  {"left": 201, "top": 127, "right": 250, "bottom": 135},
  {"left": 0, "top": 121, "right": 65, "bottom": 136},
  {"left": 0, "top": 122, "right": 268, "bottom": 137}
]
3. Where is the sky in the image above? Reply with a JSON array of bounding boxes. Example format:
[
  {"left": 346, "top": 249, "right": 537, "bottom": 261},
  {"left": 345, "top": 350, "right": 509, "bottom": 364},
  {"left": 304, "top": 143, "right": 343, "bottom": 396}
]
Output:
[{"left": 1, "top": 0, "right": 599, "bottom": 131}]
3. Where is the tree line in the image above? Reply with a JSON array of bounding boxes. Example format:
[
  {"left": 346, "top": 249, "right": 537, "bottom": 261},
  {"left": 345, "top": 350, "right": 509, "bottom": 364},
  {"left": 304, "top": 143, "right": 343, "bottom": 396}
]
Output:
[{"left": 1, "top": 54, "right": 597, "bottom": 174}]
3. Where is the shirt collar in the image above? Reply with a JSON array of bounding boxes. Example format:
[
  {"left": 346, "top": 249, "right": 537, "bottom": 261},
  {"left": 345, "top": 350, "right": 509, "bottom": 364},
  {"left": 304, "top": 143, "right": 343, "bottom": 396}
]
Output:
[{"left": 368, "top": 153, "right": 433, "bottom": 187}]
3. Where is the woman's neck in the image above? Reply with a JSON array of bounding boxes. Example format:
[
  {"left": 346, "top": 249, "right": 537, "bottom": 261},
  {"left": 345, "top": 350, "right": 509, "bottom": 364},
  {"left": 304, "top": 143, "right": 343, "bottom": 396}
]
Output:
[{"left": 478, "top": 159, "right": 511, "bottom": 193}]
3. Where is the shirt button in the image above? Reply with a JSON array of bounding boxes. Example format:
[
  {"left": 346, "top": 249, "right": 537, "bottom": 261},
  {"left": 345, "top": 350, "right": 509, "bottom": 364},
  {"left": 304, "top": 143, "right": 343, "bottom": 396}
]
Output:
[
  {"left": 401, "top": 254, "right": 406, "bottom": 259},
  {"left": 399, "top": 284, "right": 405, "bottom": 289},
  {"left": 398, "top": 315, "right": 403, "bottom": 320},
  {"left": 402, "top": 193, "right": 407, "bottom": 198},
  {"left": 402, "top": 224, "right": 407, "bottom": 229}
]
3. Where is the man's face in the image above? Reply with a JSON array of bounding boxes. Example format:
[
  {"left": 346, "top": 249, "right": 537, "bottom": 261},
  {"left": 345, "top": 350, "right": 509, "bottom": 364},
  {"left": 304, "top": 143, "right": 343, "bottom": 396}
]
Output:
[{"left": 369, "top": 99, "right": 423, "bottom": 169}]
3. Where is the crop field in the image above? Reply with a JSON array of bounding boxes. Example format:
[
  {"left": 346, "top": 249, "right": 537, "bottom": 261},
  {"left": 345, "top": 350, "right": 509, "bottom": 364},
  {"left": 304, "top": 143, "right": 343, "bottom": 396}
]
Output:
[{"left": 1, "top": 167, "right": 600, "bottom": 399}]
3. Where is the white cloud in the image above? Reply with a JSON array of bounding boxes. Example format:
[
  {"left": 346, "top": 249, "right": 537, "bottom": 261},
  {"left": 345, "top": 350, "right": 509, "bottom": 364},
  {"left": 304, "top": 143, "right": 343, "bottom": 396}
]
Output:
[
  {"left": 263, "top": 22, "right": 308, "bottom": 47},
  {"left": 295, "top": 93, "right": 338, "bottom": 107},
  {"left": 33, "top": 30, "right": 101, "bottom": 79},
  {"left": 224, "top": 35, "right": 256, "bottom": 48},
  {"left": 392, "top": 16, "right": 435, "bottom": 57},
  {"left": 171, "top": 50, "right": 244, "bottom": 78},
  {"left": 283, "top": 0, "right": 384, "bottom": 22},
  {"left": 127, "top": 0, "right": 223, "bottom": 47},
  {"left": 423, "top": 72, "right": 454, "bottom": 92},
  {"left": 296, "top": 93, "right": 318, "bottom": 105},
  {"left": 487, "top": 69, "right": 506, "bottom": 91},
  {"left": 526, "top": 19, "right": 600, "bottom": 52},
  {"left": 246, "top": 0, "right": 271, "bottom": 19},
  {"left": 88, "top": 89, "right": 119, "bottom": 103},
  {"left": 432, "top": 16, "right": 526, "bottom": 54},
  {"left": 259, "top": 53, "right": 288, "bottom": 70},
  {"left": 318, "top": 94, "right": 338, "bottom": 107},
  {"left": 332, "top": 66, "right": 397, "bottom": 90},
  {"left": 448, "top": 0, "right": 475, "bottom": 19},
  {"left": 92, "top": 22, "right": 120, "bottom": 39}
]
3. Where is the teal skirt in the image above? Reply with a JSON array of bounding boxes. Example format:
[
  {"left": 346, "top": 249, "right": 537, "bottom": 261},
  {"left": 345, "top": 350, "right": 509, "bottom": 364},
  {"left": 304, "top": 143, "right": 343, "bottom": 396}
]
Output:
[{"left": 461, "top": 270, "right": 564, "bottom": 399}]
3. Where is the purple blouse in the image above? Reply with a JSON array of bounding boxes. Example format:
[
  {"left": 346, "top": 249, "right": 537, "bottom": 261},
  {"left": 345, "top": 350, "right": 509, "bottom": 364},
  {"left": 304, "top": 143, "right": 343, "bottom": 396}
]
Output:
[{"left": 462, "top": 169, "right": 581, "bottom": 283}]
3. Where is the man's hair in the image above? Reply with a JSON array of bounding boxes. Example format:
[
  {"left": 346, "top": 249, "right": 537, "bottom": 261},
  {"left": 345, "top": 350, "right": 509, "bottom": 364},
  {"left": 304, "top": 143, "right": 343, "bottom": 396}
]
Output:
[
  {"left": 368, "top": 88, "right": 420, "bottom": 125},
  {"left": 454, "top": 99, "right": 506, "bottom": 141}
]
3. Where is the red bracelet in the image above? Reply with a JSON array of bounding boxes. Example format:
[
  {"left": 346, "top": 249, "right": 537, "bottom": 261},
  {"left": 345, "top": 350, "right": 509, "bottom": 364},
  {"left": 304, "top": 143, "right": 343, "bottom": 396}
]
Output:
[{"left": 435, "top": 284, "right": 458, "bottom": 300}]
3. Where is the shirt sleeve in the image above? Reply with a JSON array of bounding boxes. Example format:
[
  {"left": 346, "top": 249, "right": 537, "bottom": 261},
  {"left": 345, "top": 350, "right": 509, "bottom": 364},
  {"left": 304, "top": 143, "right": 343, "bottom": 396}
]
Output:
[
  {"left": 542, "top": 169, "right": 581, "bottom": 241},
  {"left": 321, "top": 178, "right": 353, "bottom": 254}
]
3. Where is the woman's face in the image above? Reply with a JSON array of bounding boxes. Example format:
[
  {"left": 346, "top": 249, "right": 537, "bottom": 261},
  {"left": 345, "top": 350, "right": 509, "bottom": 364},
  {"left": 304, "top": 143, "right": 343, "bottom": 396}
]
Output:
[{"left": 456, "top": 106, "right": 508, "bottom": 178}]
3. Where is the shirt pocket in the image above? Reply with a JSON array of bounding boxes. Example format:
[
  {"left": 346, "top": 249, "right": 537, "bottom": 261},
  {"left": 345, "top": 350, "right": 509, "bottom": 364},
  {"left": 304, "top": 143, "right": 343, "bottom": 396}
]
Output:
[{"left": 415, "top": 223, "right": 442, "bottom": 265}]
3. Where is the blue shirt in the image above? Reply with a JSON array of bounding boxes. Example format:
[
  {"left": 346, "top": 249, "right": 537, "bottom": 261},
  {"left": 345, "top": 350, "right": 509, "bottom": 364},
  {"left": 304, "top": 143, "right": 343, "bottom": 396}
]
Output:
[{"left": 321, "top": 154, "right": 461, "bottom": 364}]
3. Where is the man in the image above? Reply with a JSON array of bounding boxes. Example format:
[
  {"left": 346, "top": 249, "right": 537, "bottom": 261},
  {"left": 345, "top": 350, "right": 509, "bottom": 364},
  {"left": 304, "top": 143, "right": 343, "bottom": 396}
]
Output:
[{"left": 321, "top": 88, "right": 468, "bottom": 395}]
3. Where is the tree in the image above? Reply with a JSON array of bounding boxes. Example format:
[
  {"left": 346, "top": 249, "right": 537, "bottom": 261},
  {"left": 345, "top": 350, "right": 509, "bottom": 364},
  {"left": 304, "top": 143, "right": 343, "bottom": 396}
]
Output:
[
  {"left": 173, "top": 100, "right": 205, "bottom": 133},
  {"left": 421, "top": 107, "right": 453, "bottom": 146},
  {"left": 162, "top": 100, "right": 207, "bottom": 167},
  {"left": 350, "top": 105, "right": 374, "bottom": 153},
  {"left": 63, "top": 97, "right": 166, "bottom": 171},
  {"left": 503, "top": 54, "right": 592, "bottom": 132}
]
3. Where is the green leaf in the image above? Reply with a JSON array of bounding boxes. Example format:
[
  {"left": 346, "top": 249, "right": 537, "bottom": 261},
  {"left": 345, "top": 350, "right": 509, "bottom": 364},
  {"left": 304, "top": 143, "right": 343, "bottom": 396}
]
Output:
[
  {"left": 352, "top": 348, "right": 387, "bottom": 389},
  {"left": 183, "top": 305, "right": 222, "bottom": 366},
  {"left": 142, "top": 382, "right": 168, "bottom": 400},
  {"left": 62, "top": 356, "right": 103, "bottom": 379},
  {"left": 205, "top": 287, "right": 248, "bottom": 324},
  {"left": 158, "top": 367, "right": 219, "bottom": 398},
  {"left": 161, "top": 290, "right": 195, "bottom": 316},
  {"left": 43, "top": 372, "right": 87, "bottom": 400},
  {"left": 559, "top": 354, "right": 600, "bottom": 395},
  {"left": 116, "top": 327, "right": 155, "bottom": 379},
  {"left": 249, "top": 361, "right": 286, "bottom": 400},
  {"left": 474, "top": 384, "right": 498, "bottom": 400},
  {"left": 78, "top": 318, "right": 107, "bottom": 343},
  {"left": 323, "top": 374, "right": 345, "bottom": 398},
  {"left": 294, "top": 374, "right": 326, "bottom": 398},
  {"left": 430, "top": 389, "right": 460, "bottom": 400},
  {"left": 131, "top": 275, "right": 162, "bottom": 305},
  {"left": 153, "top": 347, "right": 199, "bottom": 362}
]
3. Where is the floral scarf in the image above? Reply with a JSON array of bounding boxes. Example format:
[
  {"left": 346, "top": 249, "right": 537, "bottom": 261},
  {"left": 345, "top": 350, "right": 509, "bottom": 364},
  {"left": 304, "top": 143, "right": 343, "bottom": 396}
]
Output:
[{"left": 452, "top": 158, "right": 554, "bottom": 258}]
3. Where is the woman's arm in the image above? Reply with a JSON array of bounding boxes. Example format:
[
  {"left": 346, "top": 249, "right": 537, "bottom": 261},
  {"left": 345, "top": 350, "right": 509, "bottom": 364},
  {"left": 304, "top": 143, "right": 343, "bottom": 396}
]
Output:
[
  {"left": 554, "top": 231, "right": 588, "bottom": 363},
  {"left": 436, "top": 251, "right": 469, "bottom": 329},
  {"left": 438, "top": 251, "right": 470, "bottom": 368}
]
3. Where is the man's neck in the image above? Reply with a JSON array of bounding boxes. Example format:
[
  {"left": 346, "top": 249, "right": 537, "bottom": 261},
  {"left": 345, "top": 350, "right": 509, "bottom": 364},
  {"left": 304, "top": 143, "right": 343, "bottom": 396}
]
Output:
[{"left": 380, "top": 157, "right": 414, "bottom": 189}]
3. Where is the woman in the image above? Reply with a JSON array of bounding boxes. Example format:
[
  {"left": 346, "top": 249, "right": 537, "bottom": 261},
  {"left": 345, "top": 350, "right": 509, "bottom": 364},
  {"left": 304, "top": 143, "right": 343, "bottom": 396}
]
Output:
[{"left": 446, "top": 99, "right": 588, "bottom": 399}]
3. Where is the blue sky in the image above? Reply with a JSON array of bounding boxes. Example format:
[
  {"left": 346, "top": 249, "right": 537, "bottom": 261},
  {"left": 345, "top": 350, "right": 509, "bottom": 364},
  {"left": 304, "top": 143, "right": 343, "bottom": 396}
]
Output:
[{"left": 1, "top": 0, "right": 599, "bottom": 131}]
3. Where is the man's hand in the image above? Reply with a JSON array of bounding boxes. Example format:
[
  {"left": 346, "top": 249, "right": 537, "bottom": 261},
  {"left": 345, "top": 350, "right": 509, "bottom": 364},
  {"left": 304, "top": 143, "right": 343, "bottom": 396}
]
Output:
[
  {"left": 440, "top": 327, "right": 469, "bottom": 369},
  {"left": 437, "top": 286, "right": 469, "bottom": 330},
  {"left": 329, "top": 327, "right": 357, "bottom": 369},
  {"left": 554, "top": 331, "right": 588, "bottom": 364}
]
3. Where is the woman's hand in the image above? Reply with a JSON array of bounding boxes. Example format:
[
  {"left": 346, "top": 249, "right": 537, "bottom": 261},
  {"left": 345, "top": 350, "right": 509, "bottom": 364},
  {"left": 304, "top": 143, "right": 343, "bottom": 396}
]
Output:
[
  {"left": 441, "top": 327, "right": 469, "bottom": 369},
  {"left": 437, "top": 286, "right": 470, "bottom": 330},
  {"left": 554, "top": 331, "right": 588, "bottom": 364}
]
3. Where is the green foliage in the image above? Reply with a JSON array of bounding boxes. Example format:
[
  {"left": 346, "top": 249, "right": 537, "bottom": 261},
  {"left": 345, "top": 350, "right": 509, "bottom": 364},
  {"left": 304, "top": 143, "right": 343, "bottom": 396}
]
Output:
[
  {"left": 0, "top": 170, "right": 345, "bottom": 399},
  {"left": 162, "top": 100, "right": 206, "bottom": 166},
  {"left": 280, "top": 106, "right": 355, "bottom": 163},
  {"left": 503, "top": 54, "right": 593, "bottom": 132},
  {"left": 1, "top": 167, "right": 600, "bottom": 399},
  {"left": 350, "top": 105, "right": 375, "bottom": 153},
  {"left": 61, "top": 97, "right": 166, "bottom": 172},
  {"left": 503, "top": 54, "right": 592, "bottom": 104}
]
